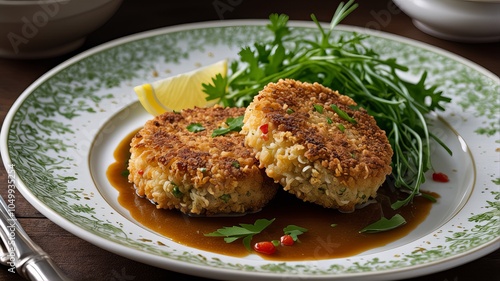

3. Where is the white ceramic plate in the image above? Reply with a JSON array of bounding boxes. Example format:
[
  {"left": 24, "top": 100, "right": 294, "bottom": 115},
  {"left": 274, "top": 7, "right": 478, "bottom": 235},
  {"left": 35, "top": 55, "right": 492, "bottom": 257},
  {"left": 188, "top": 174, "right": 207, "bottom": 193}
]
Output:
[{"left": 1, "top": 20, "right": 499, "bottom": 280}]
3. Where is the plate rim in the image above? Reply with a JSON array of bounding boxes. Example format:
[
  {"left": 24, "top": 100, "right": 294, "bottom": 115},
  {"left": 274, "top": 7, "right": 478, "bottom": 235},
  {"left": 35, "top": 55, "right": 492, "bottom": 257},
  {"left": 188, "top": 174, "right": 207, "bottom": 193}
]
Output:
[{"left": 1, "top": 19, "right": 499, "bottom": 280}]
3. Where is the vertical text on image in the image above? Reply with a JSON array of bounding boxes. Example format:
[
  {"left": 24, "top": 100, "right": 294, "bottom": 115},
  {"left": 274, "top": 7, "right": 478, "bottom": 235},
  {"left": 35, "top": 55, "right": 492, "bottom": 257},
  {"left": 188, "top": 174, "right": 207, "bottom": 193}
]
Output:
[
  {"left": 6, "top": 164, "right": 17, "bottom": 274},
  {"left": 6, "top": 164, "right": 16, "bottom": 212}
]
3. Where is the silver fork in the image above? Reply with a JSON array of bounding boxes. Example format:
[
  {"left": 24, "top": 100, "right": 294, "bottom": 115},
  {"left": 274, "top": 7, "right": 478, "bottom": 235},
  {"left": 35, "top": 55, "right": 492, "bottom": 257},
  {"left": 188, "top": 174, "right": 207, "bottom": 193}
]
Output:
[{"left": 0, "top": 195, "right": 71, "bottom": 281}]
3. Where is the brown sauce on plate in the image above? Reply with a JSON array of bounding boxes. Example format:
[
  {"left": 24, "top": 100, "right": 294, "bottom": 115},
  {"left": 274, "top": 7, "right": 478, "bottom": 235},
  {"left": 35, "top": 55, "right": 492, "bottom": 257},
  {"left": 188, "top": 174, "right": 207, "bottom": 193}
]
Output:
[{"left": 106, "top": 130, "right": 435, "bottom": 260}]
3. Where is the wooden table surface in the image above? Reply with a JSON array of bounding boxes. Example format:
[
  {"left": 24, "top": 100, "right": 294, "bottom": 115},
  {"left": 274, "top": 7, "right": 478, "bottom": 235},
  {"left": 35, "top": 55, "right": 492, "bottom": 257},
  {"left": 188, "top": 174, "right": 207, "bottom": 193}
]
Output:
[{"left": 1, "top": 0, "right": 499, "bottom": 280}]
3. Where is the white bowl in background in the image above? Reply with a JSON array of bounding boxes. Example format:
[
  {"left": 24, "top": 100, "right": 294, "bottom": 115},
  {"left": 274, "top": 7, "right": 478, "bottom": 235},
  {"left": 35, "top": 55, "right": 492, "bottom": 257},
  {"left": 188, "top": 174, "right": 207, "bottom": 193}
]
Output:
[
  {"left": 0, "top": 0, "right": 123, "bottom": 59},
  {"left": 393, "top": 0, "right": 500, "bottom": 43}
]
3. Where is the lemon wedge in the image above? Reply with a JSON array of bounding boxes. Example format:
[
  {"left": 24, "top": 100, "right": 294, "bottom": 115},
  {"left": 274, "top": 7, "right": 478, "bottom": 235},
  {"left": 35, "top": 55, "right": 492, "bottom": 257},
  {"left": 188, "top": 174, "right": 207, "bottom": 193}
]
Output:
[{"left": 134, "top": 59, "right": 227, "bottom": 115}]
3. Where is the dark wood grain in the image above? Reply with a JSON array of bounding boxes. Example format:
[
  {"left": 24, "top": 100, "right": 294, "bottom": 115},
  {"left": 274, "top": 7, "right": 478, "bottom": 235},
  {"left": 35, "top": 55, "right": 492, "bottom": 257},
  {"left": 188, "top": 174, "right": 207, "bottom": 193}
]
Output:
[{"left": 1, "top": 0, "right": 499, "bottom": 280}]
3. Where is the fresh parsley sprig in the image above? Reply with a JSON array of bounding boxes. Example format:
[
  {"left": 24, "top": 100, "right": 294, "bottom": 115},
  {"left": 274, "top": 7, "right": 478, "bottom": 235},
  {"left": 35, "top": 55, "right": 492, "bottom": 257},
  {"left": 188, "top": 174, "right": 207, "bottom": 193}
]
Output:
[{"left": 203, "top": 0, "right": 452, "bottom": 210}]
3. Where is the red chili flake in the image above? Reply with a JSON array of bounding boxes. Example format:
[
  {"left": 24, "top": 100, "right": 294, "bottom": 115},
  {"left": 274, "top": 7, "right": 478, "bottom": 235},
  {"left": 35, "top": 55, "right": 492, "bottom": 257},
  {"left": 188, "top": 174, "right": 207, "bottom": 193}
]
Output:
[
  {"left": 280, "top": 235, "right": 294, "bottom": 246},
  {"left": 261, "top": 134, "right": 269, "bottom": 141},
  {"left": 259, "top": 123, "right": 269, "bottom": 134},
  {"left": 432, "top": 172, "right": 449, "bottom": 182},
  {"left": 253, "top": 241, "right": 276, "bottom": 255},
  {"left": 138, "top": 169, "right": 144, "bottom": 175}
]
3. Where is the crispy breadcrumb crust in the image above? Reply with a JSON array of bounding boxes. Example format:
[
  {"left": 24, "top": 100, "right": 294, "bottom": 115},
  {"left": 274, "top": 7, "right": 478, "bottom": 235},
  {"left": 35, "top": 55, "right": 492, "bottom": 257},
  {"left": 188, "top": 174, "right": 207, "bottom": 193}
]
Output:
[
  {"left": 128, "top": 106, "right": 277, "bottom": 216},
  {"left": 242, "top": 79, "right": 393, "bottom": 212}
]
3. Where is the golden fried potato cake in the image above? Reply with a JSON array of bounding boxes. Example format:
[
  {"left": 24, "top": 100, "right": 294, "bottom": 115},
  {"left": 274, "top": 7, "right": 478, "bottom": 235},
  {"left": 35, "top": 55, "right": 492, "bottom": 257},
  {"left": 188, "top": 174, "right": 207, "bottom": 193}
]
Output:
[
  {"left": 242, "top": 79, "right": 393, "bottom": 212},
  {"left": 128, "top": 106, "right": 277, "bottom": 216}
]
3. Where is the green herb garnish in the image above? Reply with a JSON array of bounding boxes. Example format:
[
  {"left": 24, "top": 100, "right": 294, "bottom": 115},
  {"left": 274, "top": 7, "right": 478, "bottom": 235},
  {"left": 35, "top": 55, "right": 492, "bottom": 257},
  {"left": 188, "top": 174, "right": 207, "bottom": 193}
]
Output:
[
  {"left": 330, "top": 104, "right": 357, "bottom": 124},
  {"left": 204, "top": 218, "right": 275, "bottom": 251},
  {"left": 359, "top": 214, "right": 406, "bottom": 233},
  {"left": 187, "top": 122, "right": 205, "bottom": 132},
  {"left": 313, "top": 104, "right": 324, "bottom": 113},
  {"left": 203, "top": 73, "right": 227, "bottom": 103},
  {"left": 219, "top": 194, "right": 231, "bottom": 203},
  {"left": 212, "top": 115, "right": 244, "bottom": 137},
  {"left": 171, "top": 184, "right": 183, "bottom": 198},
  {"left": 283, "top": 225, "right": 308, "bottom": 241},
  {"left": 337, "top": 123, "right": 345, "bottom": 132},
  {"left": 202, "top": 0, "right": 451, "bottom": 211}
]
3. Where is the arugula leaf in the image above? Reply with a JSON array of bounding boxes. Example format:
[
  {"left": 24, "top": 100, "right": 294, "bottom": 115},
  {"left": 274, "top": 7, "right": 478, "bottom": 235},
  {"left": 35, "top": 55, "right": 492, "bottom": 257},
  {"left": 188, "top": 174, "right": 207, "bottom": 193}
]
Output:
[
  {"left": 204, "top": 218, "right": 275, "bottom": 251},
  {"left": 186, "top": 122, "right": 205, "bottom": 132},
  {"left": 283, "top": 225, "right": 308, "bottom": 241},
  {"left": 359, "top": 214, "right": 406, "bottom": 233},
  {"left": 212, "top": 115, "right": 244, "bottom": 137}
]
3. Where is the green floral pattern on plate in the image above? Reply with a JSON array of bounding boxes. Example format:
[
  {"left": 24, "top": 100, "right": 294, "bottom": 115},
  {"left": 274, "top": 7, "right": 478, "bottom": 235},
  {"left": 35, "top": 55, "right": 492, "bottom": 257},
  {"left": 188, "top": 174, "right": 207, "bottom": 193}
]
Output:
[{"left": 3, "top": 22, "right": 499, "bottom": 278}]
